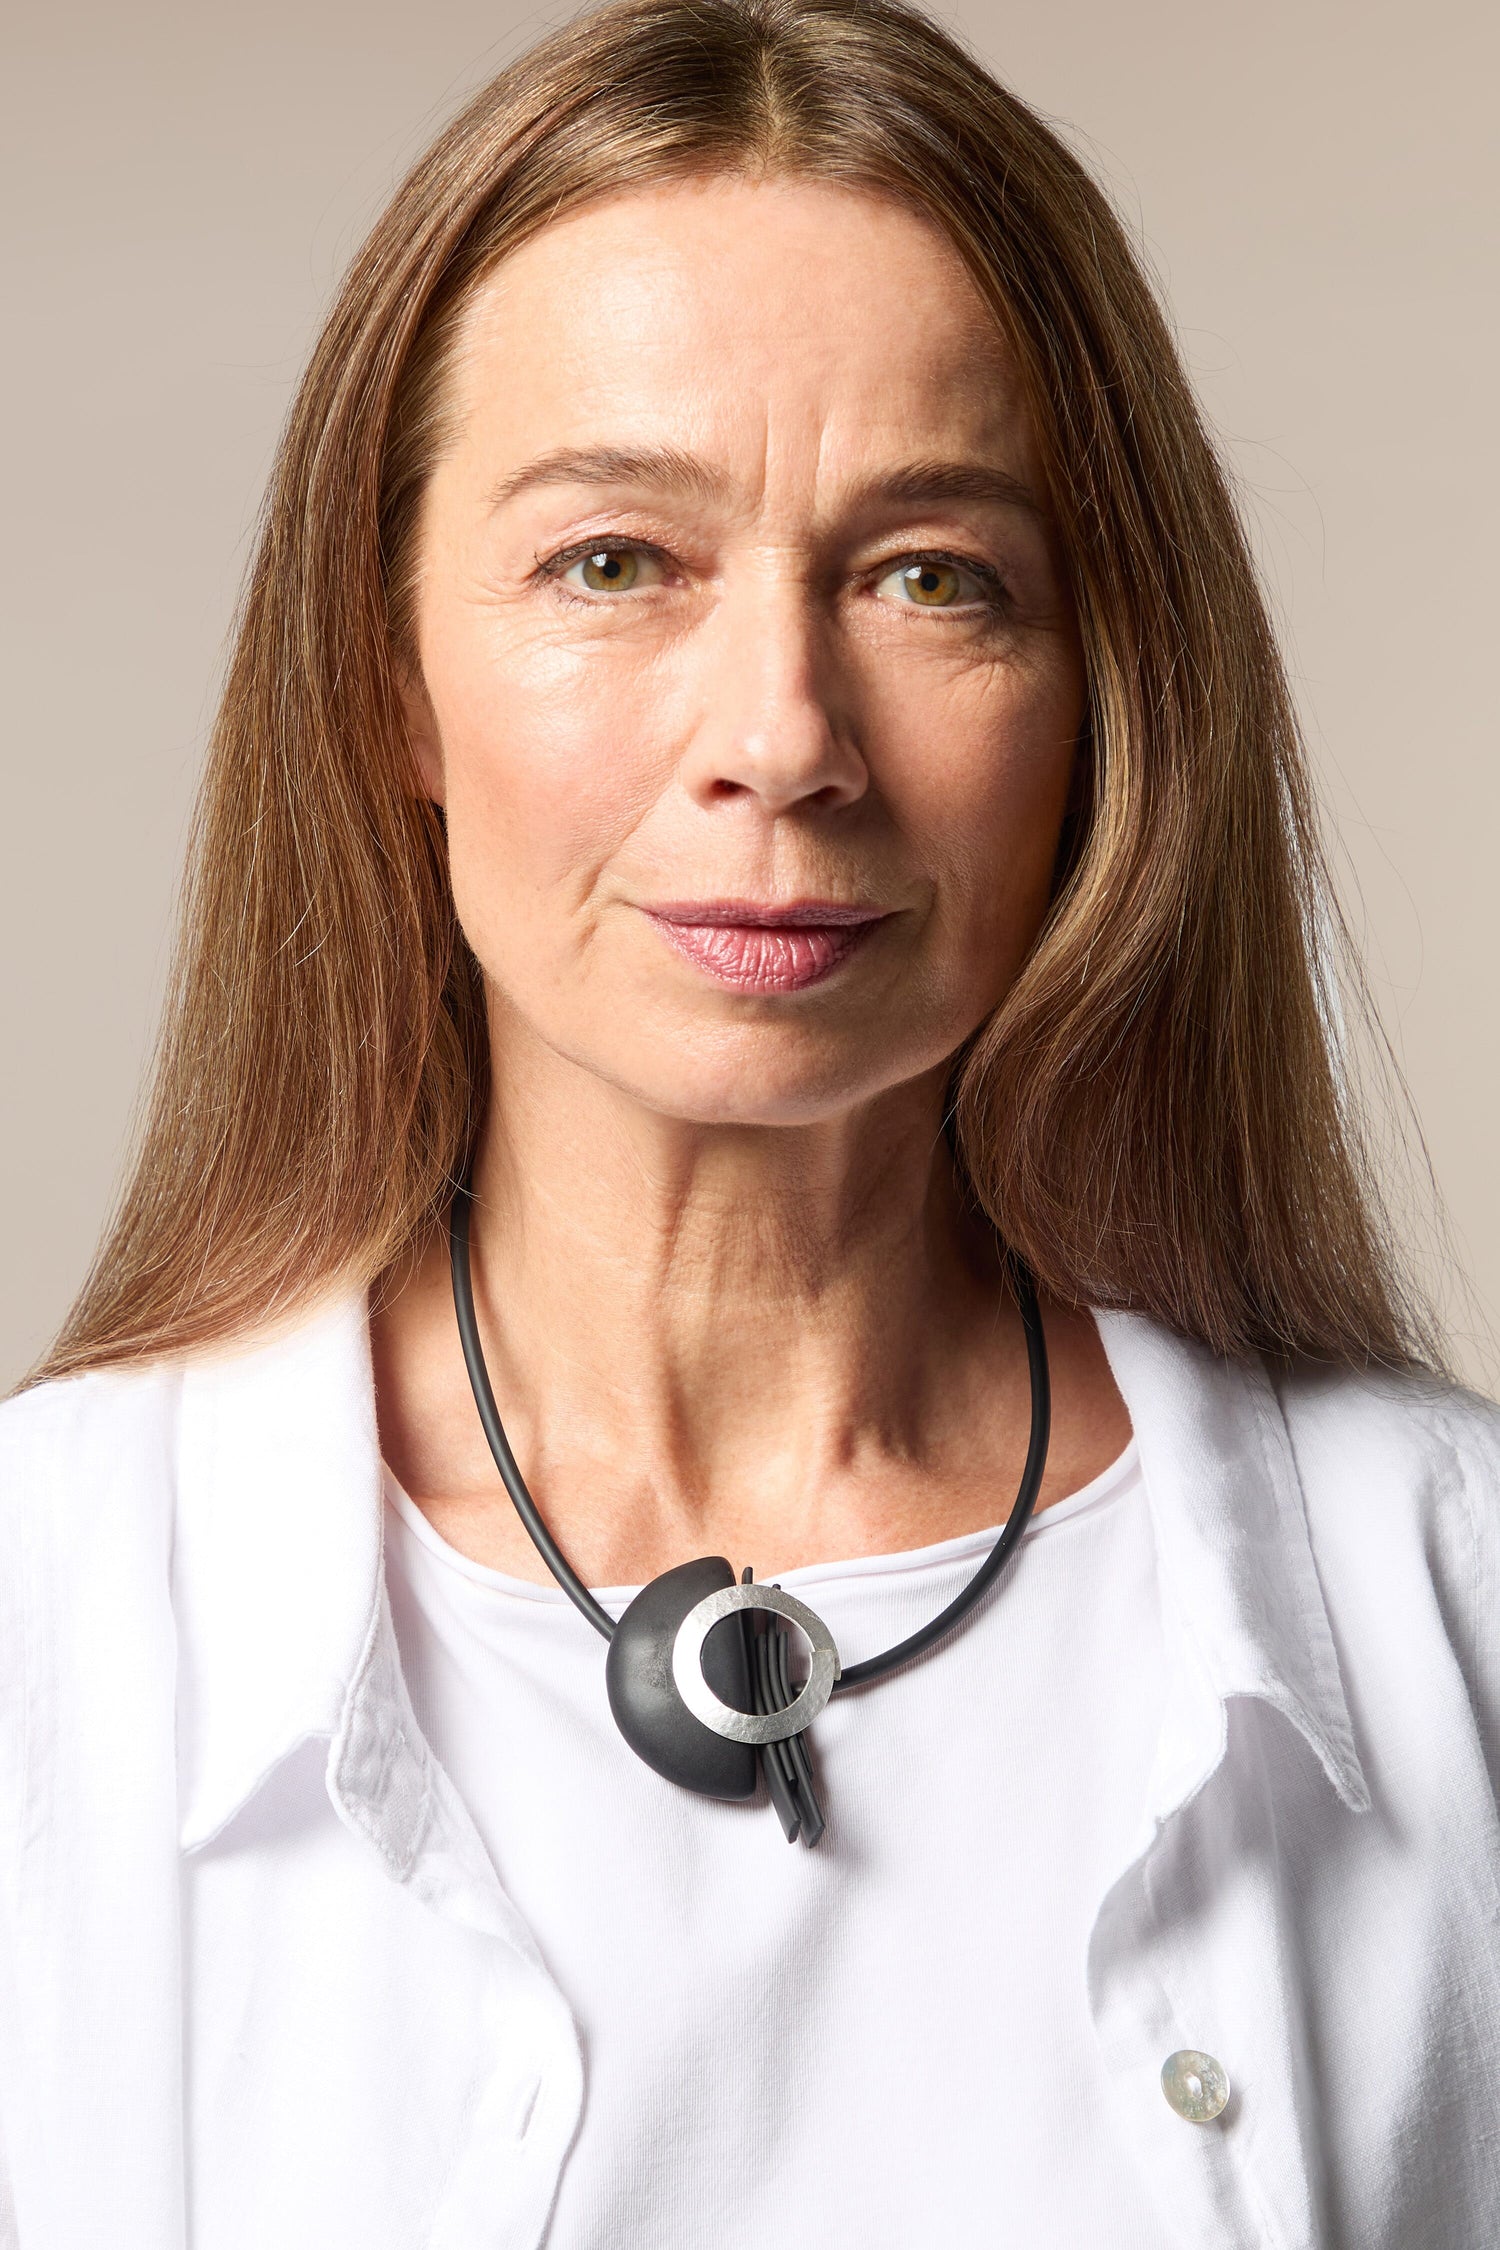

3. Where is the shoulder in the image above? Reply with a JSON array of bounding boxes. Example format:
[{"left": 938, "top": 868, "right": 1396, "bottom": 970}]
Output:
[
  {"left": 0, "top": 1364, "right": 192, "bottom": 1916},
  {"left": 0, "top": 1361, "right": 186, "bottom": 1754},
  {"left": 0, "top": 1355, "right": 186, "bottom": 1560},
  {"left": 1272, "top": 1354, "right": 1500, "bottom": 1550},
  {"left": 0, "top": 1356, "right": 185, "bottom": 1548},
  {"left": 1271, "top": 1358, "right": 1500, "bottom": 1770}
]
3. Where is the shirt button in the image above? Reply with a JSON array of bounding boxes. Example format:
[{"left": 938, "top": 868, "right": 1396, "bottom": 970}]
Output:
[{"left": 1160, "top": 2049, "right": 1230, "bottom": 2123}]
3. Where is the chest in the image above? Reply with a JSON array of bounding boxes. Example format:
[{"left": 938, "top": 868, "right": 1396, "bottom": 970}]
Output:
[
  {"left": 384, "top": 1487, "right": 1168, "bottom": 2245},
  {"left": 171, "top": 1695, "right": 1495, "bottom": 2250}
]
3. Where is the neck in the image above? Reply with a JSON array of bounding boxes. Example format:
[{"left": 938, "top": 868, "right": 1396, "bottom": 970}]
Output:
[
  {"left": 374, "top": 1022, "right": 1124, "bottom": 1583},
  {"left": 485, "top": 1054, "right": 980, "bottom": 1437}
]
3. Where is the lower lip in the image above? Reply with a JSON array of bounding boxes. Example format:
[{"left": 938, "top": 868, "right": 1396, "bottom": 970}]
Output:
[{"left": 647, "top": 916, "right": 880, "bottom": 992}]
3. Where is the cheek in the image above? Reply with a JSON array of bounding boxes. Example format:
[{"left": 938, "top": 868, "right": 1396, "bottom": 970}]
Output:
[
  {"left": 879, "top": 654, "right": 1081, "bottom": 970},
  {"left": 429, "top": 614, "right": 668, "bottom": 946}
]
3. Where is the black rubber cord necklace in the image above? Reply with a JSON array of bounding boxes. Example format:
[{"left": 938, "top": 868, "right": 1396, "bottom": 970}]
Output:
[{"left": 449, "top": 1176, "right": 1051, "bottom": 1847}]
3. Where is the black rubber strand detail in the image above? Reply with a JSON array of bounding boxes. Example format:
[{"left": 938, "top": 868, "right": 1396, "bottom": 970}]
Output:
[
  {"left": 771, "top": 1615, "right": 826, "bottom": 1846},
  {"left": 753, "top": 1620, "right": 802, "bottom": 1842},
  {"left": 449, "top": 1178, "right": 616, "bottom": 1642}
]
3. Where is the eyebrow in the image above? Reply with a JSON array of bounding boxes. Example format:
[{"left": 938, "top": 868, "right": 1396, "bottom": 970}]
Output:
[{"left": 488, "top": 444, "right": 1043, "bottom": 517}]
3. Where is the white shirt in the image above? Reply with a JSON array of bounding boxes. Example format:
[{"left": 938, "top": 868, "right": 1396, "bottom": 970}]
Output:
[
  {"left": 2, "top": 1296, "right": 1499, "bottom": 2250},
  {"left": 384, "top": 1447, "right": 1168, "bottom": 2247}
]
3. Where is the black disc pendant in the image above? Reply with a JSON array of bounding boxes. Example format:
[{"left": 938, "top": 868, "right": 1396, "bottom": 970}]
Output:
[{"left": 604, "top": 1556, "right": 759, "bottom": 1799}]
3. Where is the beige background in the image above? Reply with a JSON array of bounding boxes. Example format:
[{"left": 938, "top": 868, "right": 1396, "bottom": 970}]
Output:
[{"left": 4, "top": 0, "right": 1496, "bottom": 1390}]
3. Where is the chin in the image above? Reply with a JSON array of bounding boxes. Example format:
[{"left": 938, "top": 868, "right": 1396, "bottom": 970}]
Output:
[
  {"left": 611, "top": 1023, "right": 938, "bottom": 1131},
  {"left": 644, "top": 1081, "right": 868, "bottom": 1130}
]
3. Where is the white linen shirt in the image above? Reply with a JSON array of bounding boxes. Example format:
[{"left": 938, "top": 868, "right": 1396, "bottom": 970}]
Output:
[{"left": 2, "top": 1295, "right": 1499, "bottom": 2250}]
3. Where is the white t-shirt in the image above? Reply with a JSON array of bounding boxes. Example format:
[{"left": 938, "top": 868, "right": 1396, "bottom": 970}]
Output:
[{"left": 384, "top": 1443, "right": 1170, "bottom": 2247}]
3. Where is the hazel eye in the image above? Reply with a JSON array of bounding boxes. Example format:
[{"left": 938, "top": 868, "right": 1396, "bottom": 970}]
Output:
[
  {"left": 874, "top": 557, "right": 991, "bottom": 609},
  {"left": 561, "top": 547, "right": 664, "bottom": 594}
]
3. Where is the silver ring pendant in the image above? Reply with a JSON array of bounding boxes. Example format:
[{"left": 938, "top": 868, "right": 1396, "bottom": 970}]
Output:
[{"left": 672, "top": 1583, "right": 841, "bottom": 1744}]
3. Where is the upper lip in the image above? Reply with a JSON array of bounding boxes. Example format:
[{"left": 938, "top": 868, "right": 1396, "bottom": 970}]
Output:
[{"left": 644, "top": 900, "right": 888, "bottom": 928}]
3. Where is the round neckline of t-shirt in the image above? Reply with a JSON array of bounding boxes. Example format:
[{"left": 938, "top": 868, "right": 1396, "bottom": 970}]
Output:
[{"left": 383, "top": 1437, "right": 1142, "bottom": 1607}]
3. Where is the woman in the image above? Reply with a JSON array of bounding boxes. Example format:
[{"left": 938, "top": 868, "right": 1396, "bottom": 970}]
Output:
[{"left": 3, "top": 0, "right": 1496, "bottom": 2243}]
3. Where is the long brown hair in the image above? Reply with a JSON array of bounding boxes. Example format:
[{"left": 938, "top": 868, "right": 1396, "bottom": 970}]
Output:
[{"left": 33, "top": 0, "right": 1438, "bottom": 1386}]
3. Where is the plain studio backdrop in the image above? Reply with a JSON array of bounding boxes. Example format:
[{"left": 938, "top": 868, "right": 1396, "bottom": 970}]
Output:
[{"left": 3, "top": 0, "right": 1496, "bottom": 1391}]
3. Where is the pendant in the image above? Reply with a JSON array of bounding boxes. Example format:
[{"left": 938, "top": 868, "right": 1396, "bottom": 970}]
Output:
[{"left": 605, "top": 1561, "right": 839, "bottom": 1846}]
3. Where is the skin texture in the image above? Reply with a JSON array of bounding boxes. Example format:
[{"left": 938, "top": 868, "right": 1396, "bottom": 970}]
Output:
[{"left": 373, "top": 174, "right": 1131, "bottom": 1588}]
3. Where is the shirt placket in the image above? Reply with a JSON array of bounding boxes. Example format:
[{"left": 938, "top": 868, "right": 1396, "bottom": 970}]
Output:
[
  {"left": 328, "top": 1583, "right": 584, "bottom": 2250},
  {"left": 1085, "top": 1596, "right": 1342, "bottom": 2249}
]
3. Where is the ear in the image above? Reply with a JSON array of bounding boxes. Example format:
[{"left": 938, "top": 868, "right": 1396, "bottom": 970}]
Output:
[{"left": 398, "top": 663, "right": 445, "bottom": 806}]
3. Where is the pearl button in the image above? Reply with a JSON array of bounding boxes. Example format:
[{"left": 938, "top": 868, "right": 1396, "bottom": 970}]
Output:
[{"left": 1160, "top": 2049, "right": 1230, "bottom": 2123}]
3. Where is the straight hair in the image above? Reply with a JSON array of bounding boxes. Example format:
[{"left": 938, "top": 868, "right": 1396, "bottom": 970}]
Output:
[{"left": 32, "top": 0, "right": 1439, "bottom": 1386}]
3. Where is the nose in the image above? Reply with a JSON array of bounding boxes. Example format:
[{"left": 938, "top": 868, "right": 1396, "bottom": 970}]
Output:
[{"left": 676, "top": 570, "right": 869, "bottom": 815}]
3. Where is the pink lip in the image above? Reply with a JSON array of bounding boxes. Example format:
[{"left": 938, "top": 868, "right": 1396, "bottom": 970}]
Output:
[{"left": 644, "top": 901, "right": 888, "bottom": 992}]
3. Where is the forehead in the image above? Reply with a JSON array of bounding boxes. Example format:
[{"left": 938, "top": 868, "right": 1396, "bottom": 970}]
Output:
[{"left": 445, "top": 174, "right": 1036, "bottom": 485}]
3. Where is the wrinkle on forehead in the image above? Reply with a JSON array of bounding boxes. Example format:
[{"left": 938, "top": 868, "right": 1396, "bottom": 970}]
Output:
[{"left": 443, "top": 174, "right": 1040, "bottom": 522}]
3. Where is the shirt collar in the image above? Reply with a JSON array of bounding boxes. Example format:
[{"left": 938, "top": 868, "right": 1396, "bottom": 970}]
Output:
[
  {"left": 174, "top": 1291, "right": 387, "bottom": 1851},
  {"left": 1096, "top": 1311, "right": 1370, "bottom": 1817},
  {"left": 171, "top": 1290, "right": 1370, "bottom": 1853}
]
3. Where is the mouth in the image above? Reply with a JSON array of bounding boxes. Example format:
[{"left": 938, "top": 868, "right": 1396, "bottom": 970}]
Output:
[{"left": 642, "top": 900, "right": 889, "bottom": 993}]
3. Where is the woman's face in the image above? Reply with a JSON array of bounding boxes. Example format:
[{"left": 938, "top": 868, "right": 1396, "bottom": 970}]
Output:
[{"left": 408, "top": 174, "right": 1083, "bottom": 1127}]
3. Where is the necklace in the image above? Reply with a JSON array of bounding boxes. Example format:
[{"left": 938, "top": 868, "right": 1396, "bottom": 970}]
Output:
[{"left": 448, "top": 1177, "right": 1050, "bottom": 1846}]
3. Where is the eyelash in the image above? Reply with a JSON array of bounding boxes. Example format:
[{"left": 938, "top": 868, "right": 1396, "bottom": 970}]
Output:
[{"left": 534, "top": 538, "right": 1010, "bottom": 613}]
